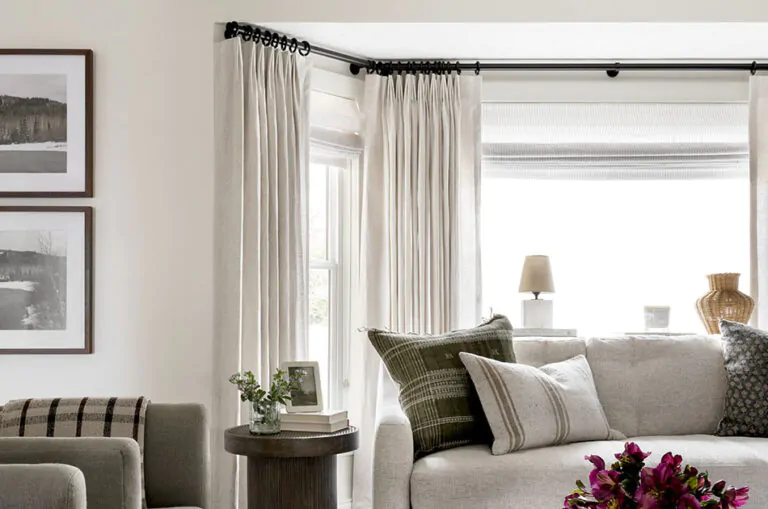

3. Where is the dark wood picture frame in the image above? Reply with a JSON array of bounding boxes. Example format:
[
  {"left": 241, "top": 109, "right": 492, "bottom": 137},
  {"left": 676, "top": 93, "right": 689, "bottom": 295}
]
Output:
[
  {"left": 0, "top": 206, "right": 92, "bottom": 354},
  {"left": 0, "top": 49, "right": 93, "bottom": 197}
]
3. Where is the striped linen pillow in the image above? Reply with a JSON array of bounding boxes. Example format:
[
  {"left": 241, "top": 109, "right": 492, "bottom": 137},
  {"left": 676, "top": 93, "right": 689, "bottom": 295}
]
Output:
[{"left": 459, "top": 353, "right": 623, "bottom": 455}]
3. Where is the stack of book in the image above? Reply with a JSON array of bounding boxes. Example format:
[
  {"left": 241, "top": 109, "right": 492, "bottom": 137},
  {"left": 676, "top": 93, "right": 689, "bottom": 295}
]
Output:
[{"left": 280, "top": 409, "right": 348, "bottom": 433}]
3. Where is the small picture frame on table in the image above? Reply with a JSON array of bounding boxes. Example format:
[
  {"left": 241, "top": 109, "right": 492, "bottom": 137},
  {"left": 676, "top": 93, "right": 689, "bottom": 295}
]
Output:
[{"left": 281, "top": 360, "right": 323, "bottom": 413}]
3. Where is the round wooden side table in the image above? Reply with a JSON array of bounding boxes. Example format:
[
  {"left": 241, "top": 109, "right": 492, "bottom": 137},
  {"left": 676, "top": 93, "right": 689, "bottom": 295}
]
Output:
[{"left": 225, "top": 425, "right": 359, "bottom": 509}]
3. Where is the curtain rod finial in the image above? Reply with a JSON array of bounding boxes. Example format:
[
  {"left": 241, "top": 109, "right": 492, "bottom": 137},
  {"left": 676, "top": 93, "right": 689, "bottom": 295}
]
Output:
[{"left": 224, "top": 21, "right": 239, "bottom": 39}]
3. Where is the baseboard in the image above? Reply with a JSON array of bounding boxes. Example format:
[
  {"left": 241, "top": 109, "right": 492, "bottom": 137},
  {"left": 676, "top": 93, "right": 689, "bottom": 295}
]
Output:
[{"left": 338, "top": 500, "right": 352, "bottom": 509}]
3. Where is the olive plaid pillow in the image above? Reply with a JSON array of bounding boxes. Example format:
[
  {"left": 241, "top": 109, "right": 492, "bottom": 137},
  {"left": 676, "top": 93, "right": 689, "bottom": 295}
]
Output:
[{"left": 368, "top": 314, "right": 515, "bottom": 458}]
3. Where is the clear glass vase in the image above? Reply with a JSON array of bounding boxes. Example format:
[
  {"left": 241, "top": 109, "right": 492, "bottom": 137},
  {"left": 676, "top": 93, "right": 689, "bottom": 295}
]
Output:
[{"left": 249, "top": 400, "right": 281, "bottom": 435}]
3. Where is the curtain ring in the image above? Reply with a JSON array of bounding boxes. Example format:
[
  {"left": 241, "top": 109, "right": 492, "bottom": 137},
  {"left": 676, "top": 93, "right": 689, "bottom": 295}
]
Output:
[
  {"left": 271, "top": 34, "right": 280, "bottom": 48},
  {"left": 224, "top": 21, "right": 239, "bottom": 39},
  {"left": 456, "top": 61, "right": 461, "bottom": 75},
  {"left": 475, "top": 61, "right": 480, "bottom": 75},
  {"left": 288, "top": 38, "right": 298, "bottom": 53},
  {"left": 279, "top": 36, "right": 288, "bottom": 51},
  {"left": 299, "top": 41, "right": 311, "bottom": 56},
  {"left": 367, "top": 60, "right": 376, "bottom": 74},
  {"left": 752, "top": 61, "right": 758, "bottom": 76}
]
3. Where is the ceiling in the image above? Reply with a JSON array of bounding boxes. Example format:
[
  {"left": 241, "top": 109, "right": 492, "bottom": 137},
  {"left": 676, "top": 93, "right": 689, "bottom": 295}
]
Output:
[{"left": 263, "top": 23, "right": 768, "bottom": 61}]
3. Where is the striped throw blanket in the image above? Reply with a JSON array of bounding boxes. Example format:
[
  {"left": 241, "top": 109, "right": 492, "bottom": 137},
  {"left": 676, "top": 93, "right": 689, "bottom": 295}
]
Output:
[{"left": 0, "top": 397, "right": 149, "bottom": 507}]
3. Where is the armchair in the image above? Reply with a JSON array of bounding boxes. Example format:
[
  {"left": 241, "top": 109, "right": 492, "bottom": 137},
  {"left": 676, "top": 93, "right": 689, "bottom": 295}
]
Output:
[
  {"left": 0, "top": 463, "right": 86, "bottom": 509},
  {"left": 0, "top": 402, "right": 209, "bottom": 509}
]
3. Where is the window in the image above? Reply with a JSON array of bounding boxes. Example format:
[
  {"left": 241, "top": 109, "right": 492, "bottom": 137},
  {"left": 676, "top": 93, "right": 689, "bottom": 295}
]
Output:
[
  {"left": 308, "top": 144, "right": 358, "bottom": 409},
  {"left": 481, "top": 102, "right": 750, "bottom": 334}
]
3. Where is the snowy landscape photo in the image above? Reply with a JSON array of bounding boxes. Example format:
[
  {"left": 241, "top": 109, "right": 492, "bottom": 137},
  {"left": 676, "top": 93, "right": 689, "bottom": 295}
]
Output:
[
  {"left": 0, "top": 230, "right": 67, "bottom": 330},
  {"left": 0, "top": 74, "right": 67, "bottom": 174}
]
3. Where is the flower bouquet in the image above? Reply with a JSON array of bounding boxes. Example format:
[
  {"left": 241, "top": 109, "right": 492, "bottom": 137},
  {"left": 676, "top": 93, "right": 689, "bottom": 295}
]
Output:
[
  {"left": 564, "top": 442, "right": 749, "bottom": 509},
  {"left": 229, "top": 368, "right": 305, "bottom": 434}
]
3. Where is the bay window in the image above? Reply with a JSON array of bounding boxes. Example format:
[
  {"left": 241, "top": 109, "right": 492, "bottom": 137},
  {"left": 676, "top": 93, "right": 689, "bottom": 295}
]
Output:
[{"left": 481, "top": 102, "right": 750, "bottom": 334}]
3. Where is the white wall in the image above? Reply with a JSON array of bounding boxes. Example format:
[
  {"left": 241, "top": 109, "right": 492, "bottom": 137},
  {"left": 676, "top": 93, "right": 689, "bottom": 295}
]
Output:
[{"left": 0, "top": 1, "right": 224, "bottom": 407}]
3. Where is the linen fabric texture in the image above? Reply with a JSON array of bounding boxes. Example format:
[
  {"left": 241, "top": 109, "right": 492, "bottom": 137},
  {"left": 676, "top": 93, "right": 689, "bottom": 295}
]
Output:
[
  {"left": 367, "top": 314, "right": 514, "bottom": 458},
  {"left": 352, "top": 71, "right": 483, "bottom": 507},
  {"left": 213, "top": 36, "right": 310, "bottom": 509},
  {"left": 460, "top": 353, "right": 621, "bottom": 454},
  {"left": 586, "top": 334, "right": 727, "bottom": 437},
  {"left": 717, "top": 319, "right": 768, "bottom": 437}
]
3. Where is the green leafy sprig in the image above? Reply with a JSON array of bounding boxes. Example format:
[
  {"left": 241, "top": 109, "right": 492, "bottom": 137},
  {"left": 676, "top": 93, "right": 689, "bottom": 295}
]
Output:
[{"left": 228, "top": 368, "right": 306, "bottom": 407}]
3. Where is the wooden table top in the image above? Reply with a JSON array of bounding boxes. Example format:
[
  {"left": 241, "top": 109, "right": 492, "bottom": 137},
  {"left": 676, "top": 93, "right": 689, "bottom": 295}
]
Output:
[{"left": 224, "top": 425, "right": 359, "bottom": 458}]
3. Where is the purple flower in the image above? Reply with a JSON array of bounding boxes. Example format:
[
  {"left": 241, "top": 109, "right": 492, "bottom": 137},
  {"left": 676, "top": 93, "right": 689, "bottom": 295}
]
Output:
[
  {"left": 660, "top": 452, "right": 683, "bottom": 474},
  {"left": 590, "top": 469, "right": 624, "bottom": 502},
  {"left": 676, "top": 493, "right": 701, "bottom": 509},
  {"left": 570, "top": 447, "right": 749, "bottom": 509},
  {"left": 586, "top": 454, "right": 606, "bottom": 471},
  {"left": 719, "top": 486, "right": 749, "bottom": 509},
  {"left": 616, "top": 442, "right": 652, "bottom": 466}
]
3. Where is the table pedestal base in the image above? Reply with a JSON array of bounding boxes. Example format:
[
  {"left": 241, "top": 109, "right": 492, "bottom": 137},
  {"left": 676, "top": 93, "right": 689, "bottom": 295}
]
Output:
[{"left": 247, "top": 455, "right": 337, "bottom": 509}]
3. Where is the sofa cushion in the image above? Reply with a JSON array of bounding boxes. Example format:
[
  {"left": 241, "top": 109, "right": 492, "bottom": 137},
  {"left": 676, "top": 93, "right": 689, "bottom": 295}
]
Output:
[
  {"left": 410, "top": 436, "right": 768, "bottom": 509},
  {"left": 586, "top": 335, "right": 727, "bottom": 437},
  {"left": 513, "top": 337, "right": 587, "bottom": 367},
  {"left": 717, "top": 319, "right": 768, "bottom": 437},
  {"left": 367, "top": 314, "right": 515, "bottom": 459},
  {"left": 460, "top": 353, "right": 620, "bottom": 454}
]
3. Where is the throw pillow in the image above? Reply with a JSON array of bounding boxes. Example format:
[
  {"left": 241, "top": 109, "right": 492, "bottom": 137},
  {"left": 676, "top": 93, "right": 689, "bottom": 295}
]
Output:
[
  {"left": 716, "top": 319, "right": 768, "bottom": 437},
  {"left": 367, "top": 314, "right": 515, "bottom": 458},
  {"left": 460, "top": 353, "right": 623, "bottom": 455}
]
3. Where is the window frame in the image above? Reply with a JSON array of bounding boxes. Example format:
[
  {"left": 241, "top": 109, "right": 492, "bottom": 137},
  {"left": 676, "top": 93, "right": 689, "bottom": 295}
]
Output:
[{"left": 308, "top": 144, "right": 360, "bottom": 410}]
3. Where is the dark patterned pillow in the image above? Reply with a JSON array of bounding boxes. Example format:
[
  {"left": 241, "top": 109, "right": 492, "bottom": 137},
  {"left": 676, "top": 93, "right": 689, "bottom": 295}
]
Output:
[
  {"left": 716, "top": 319, "right": 768, "bottom": 437},
  {"left": 368, "top": 314, "right": 515, "bottom": 458}
]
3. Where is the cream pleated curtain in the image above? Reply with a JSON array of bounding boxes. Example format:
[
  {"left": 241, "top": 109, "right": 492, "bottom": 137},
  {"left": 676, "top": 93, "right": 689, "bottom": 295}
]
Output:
[
  {"left": 350, "top": 73, "right": 483, "bottom": 508},
  {"left": 212, "top": 38, "right": 310, "bottom": 509},
  {"left": 750, "top": 73, "right": 768, "bottom": 328}
]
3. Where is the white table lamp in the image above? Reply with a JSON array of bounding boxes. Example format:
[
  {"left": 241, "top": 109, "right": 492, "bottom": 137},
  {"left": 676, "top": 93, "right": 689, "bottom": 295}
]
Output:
[{"left": 519, "top": 255, "right": 555, "bottom": 328}]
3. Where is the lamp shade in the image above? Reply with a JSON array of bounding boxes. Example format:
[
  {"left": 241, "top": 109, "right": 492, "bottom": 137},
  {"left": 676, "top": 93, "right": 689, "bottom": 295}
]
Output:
[{"left": 518, "top": 255, "right": 555, "bottom": 294}]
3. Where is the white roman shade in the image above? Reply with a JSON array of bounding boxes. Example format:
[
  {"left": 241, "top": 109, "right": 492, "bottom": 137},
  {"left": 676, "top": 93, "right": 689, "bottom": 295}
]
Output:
[{"left": 483, "top": 102, "right": 749, "bottom": 180}]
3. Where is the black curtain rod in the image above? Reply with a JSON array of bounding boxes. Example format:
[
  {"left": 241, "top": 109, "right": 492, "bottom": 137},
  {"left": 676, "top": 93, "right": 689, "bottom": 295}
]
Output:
[{"left": 225, "top": 21, "right": 767, "bottom": 78}]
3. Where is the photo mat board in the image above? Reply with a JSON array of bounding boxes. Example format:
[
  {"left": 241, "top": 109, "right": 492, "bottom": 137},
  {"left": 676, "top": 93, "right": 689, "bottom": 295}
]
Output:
[
  {"left": 0, "top": 207, "right": 92, "bottom": 354},
  {"left": 282, "top": 361, "right": 324, "bottom": 413},
  {"left": 0, "top": 50, "right": 93, "bottom": 197}
]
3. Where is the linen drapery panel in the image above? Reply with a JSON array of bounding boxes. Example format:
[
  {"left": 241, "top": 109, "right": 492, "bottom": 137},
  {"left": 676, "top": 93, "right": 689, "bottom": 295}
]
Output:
[
  {"left": 750, "top": 74, "right": 768, "bottom": 329},
  {"left": 350, "top": 73, "right": 482, "bottom": 508},
  {"left": 212, "top": 38, "right": 310, "bottom": 509},
  {"left": 750, "top": 75, "right": 768, "bottom": 328}
]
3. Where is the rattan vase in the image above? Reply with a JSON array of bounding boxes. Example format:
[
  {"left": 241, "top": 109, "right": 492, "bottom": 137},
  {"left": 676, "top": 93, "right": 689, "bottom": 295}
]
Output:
[{"left": 695, "top": 273, "right": 755, "bottom": 334}]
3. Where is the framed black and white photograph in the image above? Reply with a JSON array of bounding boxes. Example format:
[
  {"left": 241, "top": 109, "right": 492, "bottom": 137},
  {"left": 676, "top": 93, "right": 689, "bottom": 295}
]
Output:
[
  {"left": 0, "top": 50, "right": 93, "bottom": 197},
  {"left": 0, "top": 207, "right": 92, "bottom": 354},
  {"left": 282, "top": 361, "right": 323, "bottom": 413}
]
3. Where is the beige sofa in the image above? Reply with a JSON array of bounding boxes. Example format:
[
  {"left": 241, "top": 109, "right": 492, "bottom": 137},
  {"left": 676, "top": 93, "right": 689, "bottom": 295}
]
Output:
[{"left": 373, "top": 334, "right": 768, "bottom": 509}]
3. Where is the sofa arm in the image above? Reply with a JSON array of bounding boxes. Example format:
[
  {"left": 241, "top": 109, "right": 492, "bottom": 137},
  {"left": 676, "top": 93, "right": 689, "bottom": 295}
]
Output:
[
  {"left": 373, "top": 405, "right": 414, "bottom": 509},
  {"left": 0, "top": 464, "right": 86, "bottom": 509},
  {"left": 0, "top": 437, "right": 142, "bottom": 509}
]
